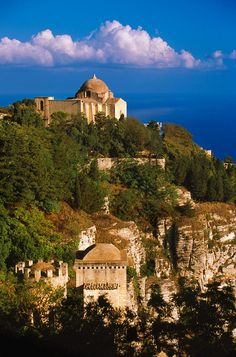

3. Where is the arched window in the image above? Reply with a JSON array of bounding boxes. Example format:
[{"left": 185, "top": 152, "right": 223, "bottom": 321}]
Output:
[{"left": 40, "top": 100, "right": 44, "bottom": 111}]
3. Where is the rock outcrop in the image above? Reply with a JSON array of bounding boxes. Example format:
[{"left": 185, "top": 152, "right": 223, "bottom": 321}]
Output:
[
  {"left": 74, "top": 202, "right": 236, "bottom": 309},
  {"left": 164, "top": 203, "right": 236, "bottom": 292},
  {"left": 109, "top": 223, "right": 146, "bottom": 275}
]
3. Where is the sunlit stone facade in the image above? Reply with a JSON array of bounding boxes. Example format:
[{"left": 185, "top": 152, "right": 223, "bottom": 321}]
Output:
[
  {"left": 74, "top": 243, "right": 127, "bottom": 308},
  {"left": 35, "top": 74, "right": 127, "bottom": 125}
]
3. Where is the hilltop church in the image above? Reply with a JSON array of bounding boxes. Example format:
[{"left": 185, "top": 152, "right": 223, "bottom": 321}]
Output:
[{"left": 35, "top": 75, "right": 127, "bottom": 125}]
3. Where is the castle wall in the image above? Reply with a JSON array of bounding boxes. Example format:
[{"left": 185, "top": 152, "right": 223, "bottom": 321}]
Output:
[
  {"left": 108, "top": 103, "right": 115, "bottom": 118},
  {"left": 15, "top": 260, "right": 69, "bottom": 297},
  {"left": 96, "top": 157, "right": 166, "bottom": 171},
  {"left": 35, "top": 97, "right": 53, "bottom": 125}
]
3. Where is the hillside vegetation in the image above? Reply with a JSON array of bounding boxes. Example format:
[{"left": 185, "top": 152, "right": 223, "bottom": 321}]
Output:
[
  {"left": 0, "top": 100, "right": 236, "bottom": 356},
  {"left": 0, "top": 99, "right": 236, "bottom": 271}
]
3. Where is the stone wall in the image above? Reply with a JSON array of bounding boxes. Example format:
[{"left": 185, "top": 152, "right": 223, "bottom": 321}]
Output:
[{"left": 96, "top": 157, "right": 166, "bottom": 171}]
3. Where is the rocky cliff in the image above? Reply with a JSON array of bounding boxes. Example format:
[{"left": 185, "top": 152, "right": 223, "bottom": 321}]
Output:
[
  {"left": 64, "top": 198, "right": 236, "bottom": 309},
  {"left": 174, "top": 203, "right": 235, "bottom": 288}
]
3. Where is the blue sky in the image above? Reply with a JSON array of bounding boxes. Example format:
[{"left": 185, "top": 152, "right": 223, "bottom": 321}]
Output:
[
  {"left": 1, "top": 0, "right": 236, "bottom": 52},
  {"left": 2, "top": 0, "right": 236, "bottom": 159},
  {"left": 0, "top": 0, "right": 236, "bottom": 97}
]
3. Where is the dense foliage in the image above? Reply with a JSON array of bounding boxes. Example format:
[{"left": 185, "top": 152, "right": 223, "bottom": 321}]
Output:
[
  {"left": 110, "top": 160, "right": 177, "bottom": 234},
  {"left": 0, "top": 102, "right": 164, "bottom": 269},
  {"left": 163, "top": 123, "right": 236, "bottom": 202},
  {"left": 0, "top": 100, "right": 236, "bottom": 356},
  {"left": 1, "top": 101, "right": 236, "bottom": 270},
  {"left": 0, "top": 277, "right": 235, "bottom": 357}
]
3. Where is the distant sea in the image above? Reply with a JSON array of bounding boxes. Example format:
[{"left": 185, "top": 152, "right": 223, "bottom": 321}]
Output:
[{"left": 1, "top": 93, "right": 236, "bottom": 160}]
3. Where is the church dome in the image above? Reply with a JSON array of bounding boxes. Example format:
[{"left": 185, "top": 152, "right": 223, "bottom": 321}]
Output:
[
  {"left": 82, "top": 243, "right": 121, "bottom": 262},
  {"left": 77, "top": 74, "right": 109, "bottom": 94}
]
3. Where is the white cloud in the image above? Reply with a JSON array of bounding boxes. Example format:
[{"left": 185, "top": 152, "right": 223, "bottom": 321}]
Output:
[
  {"left": 0, "top": 20, "right": 234, "bottom": 69},
  {"left": 229, "top": 50, "right": 236, "bottom": 59},
  {"left": 213, "top": 50, "right": 236, "bottom": 62},
  {"left": 90, "top": 20, "right": 197, "bottom": 68},
  {"left": 213, "top": 50, "right": 223, "bottom": 59},
  {"left": 0, "top": 36, "right": 53, "bottom": 65}
]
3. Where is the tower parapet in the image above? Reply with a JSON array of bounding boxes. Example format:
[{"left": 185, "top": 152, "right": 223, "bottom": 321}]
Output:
[{"left": 15, "top": 260, "right": 69, "bottom": 297}]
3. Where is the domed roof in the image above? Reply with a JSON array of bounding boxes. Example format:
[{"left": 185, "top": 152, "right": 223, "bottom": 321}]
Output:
[
  {"left": 82, "top": 243, "right": 121, "bottom": 262},
  {"left": 31, "top": 261, "right": 54, "bottom": 271},
  {"left": 78, "top": 74, "right": 109, "bottom": 94}
]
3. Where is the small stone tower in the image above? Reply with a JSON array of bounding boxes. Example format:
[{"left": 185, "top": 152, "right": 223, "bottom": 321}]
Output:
[
  {"left": 74, "top": 243, "right": 127, "bottom": 308},
  {"left": 15, "top": 259, "right": 69, "bottom": 297}
]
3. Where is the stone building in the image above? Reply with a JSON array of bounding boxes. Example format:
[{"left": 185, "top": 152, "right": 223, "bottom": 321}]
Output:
[
  {"left": 35, "top": 74, "right": 127, "bottom": 125},
  {"left": 15, "top": 259, "right": 69, "bottom": 297},
  {"left": 74, "top": 243, "right": 127, "bottom": 308}
]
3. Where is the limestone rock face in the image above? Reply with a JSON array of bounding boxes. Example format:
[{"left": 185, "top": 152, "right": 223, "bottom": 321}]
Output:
[
  {"left": 101, "top": 196, "right": 110, "bottom": 215},
  {"left": 78, "top": 202, "right": 236, "bottom": 309},
  {"left": 127, "top": 280, "right": 138, "bottom": 312},
  {"left": 78, "top": 225, "right": 96, "bottom": 251},
  {"left": 108, "top": 222, "right": 146, "bottom": 274},
  {"left": 176, "top": 187, "right": 195, "bottom": 207},
  {"left": 206, "top": 245, "right": 236, "bottom": 285},
  {"left": 168, "top": 203, "right": 236, "bottom": 290},
  {"left": 158, "top": 278, "right": 177, "bottom": 303}
]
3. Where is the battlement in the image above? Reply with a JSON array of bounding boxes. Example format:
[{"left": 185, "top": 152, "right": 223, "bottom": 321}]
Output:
[{"left": 15, "top": 260, "right": 69, "bottom": 295}]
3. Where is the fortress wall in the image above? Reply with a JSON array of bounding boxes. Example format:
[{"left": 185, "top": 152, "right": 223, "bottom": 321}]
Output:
[
  {"left": 15, "top": 260, "right": 69, "bottom": 297},
  {"left": 96, "top": 157, "right": 166, "bottom": 171}
]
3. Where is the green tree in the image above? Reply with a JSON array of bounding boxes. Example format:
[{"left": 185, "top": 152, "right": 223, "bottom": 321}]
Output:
[
  {"left": 149, "top": 281, "right": 236, "bottom": 356},
  {"left": 10, "top": 99, "right": 43, "bottom": 127},
  {"left": 146, "top": 120, "right": 163, "bottom": 157},
  {"left": 5, "top": 205, "right": 57, "bottom": 267},
  {"left": 0, "top": 122, "right": 57, "bottom": 209},
  {"left": 123, "top": 117, "right": 150, "bottom": 156},
  {"left": 56, "top": 294, "right": 138, "bottom": 357},
  {"left": 148, "top": 284, "right": 177, "bottom": 355},
  {"left": 0, "top": 202, "right": 12, "bottom": 270},
  {"left": 111, "top": 188, "right": 142, "bottom": 221},
  {"left": 75, "top": 170, "right": 105, "bottom": 213},
  {"left": 175, "top": 282, "right": 236, "bottom": 356}
]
